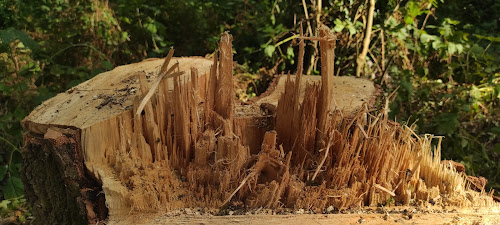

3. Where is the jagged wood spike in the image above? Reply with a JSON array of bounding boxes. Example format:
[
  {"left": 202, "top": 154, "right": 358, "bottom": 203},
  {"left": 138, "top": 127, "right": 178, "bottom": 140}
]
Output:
[
  {"left": 293, "top": 24, "right": 305, "bottom": 133},
  {"left": 214, "top": 32, "right": 234, "bottom": 121},
  {"left": 316, "top": 24, "right": 336, "bottom": 150},
  {"left": 205, "top": 51, "right": 218, "bottom": 129}
]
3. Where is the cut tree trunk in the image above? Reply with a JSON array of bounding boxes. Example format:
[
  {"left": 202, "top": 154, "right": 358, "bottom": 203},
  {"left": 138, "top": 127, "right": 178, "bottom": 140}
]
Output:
[{"left": 22, "top": 32, "right": 498, "bottom": 225}]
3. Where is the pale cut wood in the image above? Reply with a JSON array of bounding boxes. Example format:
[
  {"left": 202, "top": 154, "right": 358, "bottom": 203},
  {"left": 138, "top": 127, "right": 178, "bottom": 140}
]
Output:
[
  {"left": 23, "top": 57, "right": 213, "bottom": 134},
  {"left": 256, "top": 75, "right": 376, "bottom": 116}
]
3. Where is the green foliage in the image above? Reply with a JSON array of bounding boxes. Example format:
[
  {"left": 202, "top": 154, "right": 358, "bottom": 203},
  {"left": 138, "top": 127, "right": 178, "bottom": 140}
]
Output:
[
  {"left": 0, "top": 139, "right": 23, "bottom": 199},
  {"left": 376, "top": 0, "right": 500, "bottom": 192},
  {"left": 0, "top": 0, "right": 121, "bottom": 202},
  {"left": 0, "top": 196, "right": 30, "bottom": 223},
  {"left": 111, "top": 0, "right": 298, "bottom": 71}
]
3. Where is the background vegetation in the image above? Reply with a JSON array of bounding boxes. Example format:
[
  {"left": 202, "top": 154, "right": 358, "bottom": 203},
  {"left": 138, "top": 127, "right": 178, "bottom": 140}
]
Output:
[{"left": 0, "top": 0, "right": 498, "bottom": 220}]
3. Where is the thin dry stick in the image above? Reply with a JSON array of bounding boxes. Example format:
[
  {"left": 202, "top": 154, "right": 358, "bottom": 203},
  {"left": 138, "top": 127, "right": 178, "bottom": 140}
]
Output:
[
  {"left": 419, "top": 8, "right": 433, "bottom": 31},
  {"left": 356, "top": 0, "right": 376, "bottom": 77},
  {"left": 297, "top": 24, "right": 305, "bottom": 77},
  {"left": 381, "top": 30, "right": 385, "bottom": 71},
  {"left": 311, "top": 134, "right": 332, "bottom": 181},
  {"left": 136, "top": 71, "right": 184, "bottom": 116},
  {"left": 221, "top": 172, "right": 256, "bottom": 206},
  {"left": 300, "top": 0, "right": 314, "bottom": 36},
  {"left": 304, "top": 0, "right": 322, "bottom": 75},
  {"left": 374, "top": 183, "right": 396, "bottom": 196},
  {"left": 368, "top": 49, "right": 384, "bottom": 78},
  {"left": 136, "top": 48, "right": 185, "bottom": 116},
  {"left": 160, "top": 47, "right": 175, "bottom": 75},
  {"left": 384, "top": 86, "right": 399, "bottom": 117},
  {"left": 357, "top": 123, "right": 369, "bottom": 139},
  {"left": 298, "top": 36, "right": 336, "bottom": 42}
]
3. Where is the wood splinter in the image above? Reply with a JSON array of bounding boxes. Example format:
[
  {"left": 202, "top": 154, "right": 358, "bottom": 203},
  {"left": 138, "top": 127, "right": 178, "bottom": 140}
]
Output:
[{"left": 136, "top": 48, "right": 184, "bottom": 116}]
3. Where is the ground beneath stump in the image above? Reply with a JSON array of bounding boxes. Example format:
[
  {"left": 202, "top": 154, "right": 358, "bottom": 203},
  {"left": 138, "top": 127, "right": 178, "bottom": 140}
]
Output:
[{"left": 109, "top": 206, "right": 500, "bottom": 225}]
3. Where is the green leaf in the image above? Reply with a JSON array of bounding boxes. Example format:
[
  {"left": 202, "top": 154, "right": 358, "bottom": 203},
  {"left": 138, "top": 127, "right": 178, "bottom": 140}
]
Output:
[
  {"left": 102, "top": 61, "right": 113, "bottom": 70},
  {"left": 1, "top": 176, "right": 24, "bottom": 199},
  {"left": 448, "top": 43, "right": 457, "bottom": 55},
  {"left": 491, "top": 126, "right": 500, "bottom": 135},
  {"left": 434, "top": 112, "right": 459, "bottom": 135},
  {"left": 333, "top": 19, "right": 345, "bottom": 32},
  {"left": 431, "top": 40, "right": 443, "bottom": 50},
  {"left": 470, "top": 85, "right": 480, "bottom": 99},
  {"left": 420, "top": 33, "right": 438, "bottom": 44},
  {"left": 407, "top": 1, "right": 422, "bottom": 17},
  {"left": 0, "top": 200, "right": 11, "bottom": 210},
  {"left": 461, "top": 138, "right": 469, "bottom": 148},
  {"left": 286, "top": 47, "right": 294, "bottom": 59},
  {"left": 66, "top": 80, "right": 83, "bottom": 89},
  {"left": 404, "top": 15, "right": 414, "bottom": 25},
  {"left": 445, "top": 18, "right": 460, "bottom": 25},
  {"left": 143, "top": 22, "right": 157, "bottom": 34},
  {"left": 264, "top": 45, "right": 275, "bottom": 58},
  {"left": 347, "top": 25, "right": 356, "bottom": 35},
  {"left": 494, "top": 143, "right": 500, "bottom": 153},
  {"left": 0, "top": 164, "right": 7, "bottom": 180},
  {"left": 33, "top": 87, "right": 55, "bottom": 105},
  {"left": 474, "top": 34, "right": 500, "bottom": 42},
  {"left": 40, "top": 5, "right": 50, "bottom": 11},
  {"left": 400, "top": 77, "right": 413, "bottom": 94},
  {"left": 0, "top": 28, "right": 39, "bottom": 51},
  {"left": 470, "top": 44, "right": 484, "bottom": 55},
  {"left": 455, "top": 44, "right": 464, "bottom": 54}
]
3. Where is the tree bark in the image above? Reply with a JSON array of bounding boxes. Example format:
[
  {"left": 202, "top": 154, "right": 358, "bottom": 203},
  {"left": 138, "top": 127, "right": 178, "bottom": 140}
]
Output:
[{"left": 22, "top": 128, "right": 106, "bottom": 225}]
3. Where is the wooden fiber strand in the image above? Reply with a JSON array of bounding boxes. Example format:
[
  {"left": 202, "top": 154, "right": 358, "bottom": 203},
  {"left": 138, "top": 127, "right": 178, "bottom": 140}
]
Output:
[{"left": 136, "top": 48, "right": 184, "bottom": 116}]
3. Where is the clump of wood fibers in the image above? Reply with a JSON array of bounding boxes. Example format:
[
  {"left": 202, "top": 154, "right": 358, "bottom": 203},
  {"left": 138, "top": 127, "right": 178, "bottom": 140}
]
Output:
[{"left": 82, "top": 31, "right": 495, "bottom": 219}]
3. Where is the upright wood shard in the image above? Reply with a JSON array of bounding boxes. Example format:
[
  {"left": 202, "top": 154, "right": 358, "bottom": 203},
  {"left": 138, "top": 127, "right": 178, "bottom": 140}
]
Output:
[
  {"left": 275, "top": 73, "right": 297, "bottom": 150},
  {"left": 190, "top": 67, "right": 200, "bottom": 145},
  {"left": 294, "top": 83, "right": 320, "bottom": 165},
  {"left": 205, "top": 52, "right": 218, "bottom": 129},
  {"left": 294, "top": 24, "right": 305, "bottom": 104},
  {"left": 173, "top": 76, "right": 191, "bottom": 166},
  {"left": 275, "top": 26, "right": 308, "bottom": 158},
  {"left": 316, "top": 24, "right": 336, "bottom": 149},
  {"left": 215, "top": 32, "right": 234, "bottom": 120},
  {"left": 293, "top": 25, "right": 305, "bottom": 132}
]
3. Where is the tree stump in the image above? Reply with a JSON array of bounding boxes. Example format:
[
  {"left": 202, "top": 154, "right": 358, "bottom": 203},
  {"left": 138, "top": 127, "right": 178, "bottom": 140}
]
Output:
[{"left": 22, "top": 33, "right": 498, "bottom": 225}]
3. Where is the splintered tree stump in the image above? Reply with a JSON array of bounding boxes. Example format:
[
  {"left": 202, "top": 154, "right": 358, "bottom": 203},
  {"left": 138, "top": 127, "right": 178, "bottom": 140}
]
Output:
[{"left": 22, "top": 32, "right": 498, "bottom": 225}]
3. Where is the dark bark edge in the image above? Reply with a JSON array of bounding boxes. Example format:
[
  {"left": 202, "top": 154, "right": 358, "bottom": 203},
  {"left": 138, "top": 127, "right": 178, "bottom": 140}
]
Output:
[{"left": 21, "top": 128, "right": 107, "bottom": 225}]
